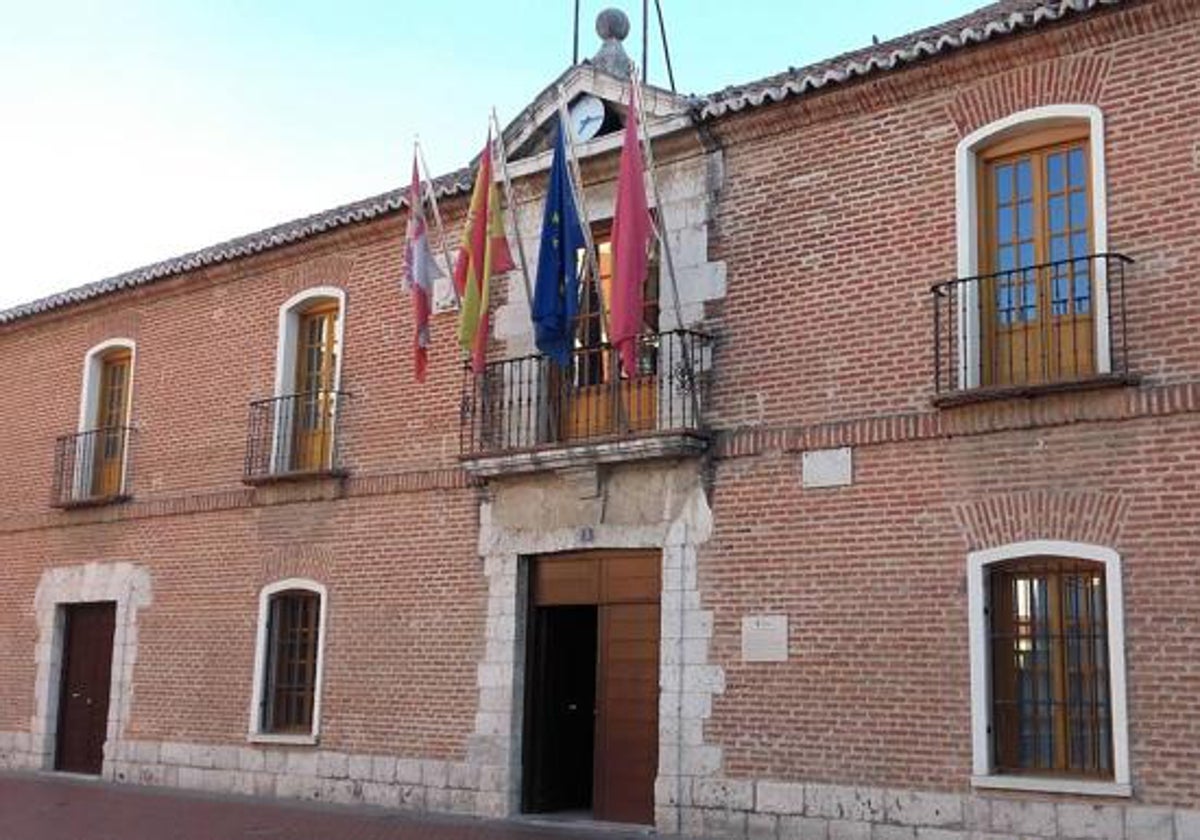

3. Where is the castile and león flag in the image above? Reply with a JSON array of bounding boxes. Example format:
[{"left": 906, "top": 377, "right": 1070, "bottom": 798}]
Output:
[{"left": 402, "top": 152, "right": 443, "bottom": 383}]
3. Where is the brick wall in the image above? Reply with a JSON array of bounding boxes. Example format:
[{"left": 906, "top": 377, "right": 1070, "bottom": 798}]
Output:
[
  {"left": 703, "top": 412, "right": 1200, "bottom": 808},
  {"left": 0, "top": 183, "right": 484, "bottom": 759},
  {"left": 689, "top": 0, "right": 1200, "bottom": 820}
]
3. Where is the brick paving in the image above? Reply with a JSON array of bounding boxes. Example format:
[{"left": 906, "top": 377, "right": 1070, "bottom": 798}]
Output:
[{"left": 0, "top": 773, "right": 658, "bottom": 840}]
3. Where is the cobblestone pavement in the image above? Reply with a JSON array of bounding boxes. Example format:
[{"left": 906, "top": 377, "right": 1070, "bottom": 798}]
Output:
[{"left": 0, "top": 773, "right": 660, "bottom": 840}]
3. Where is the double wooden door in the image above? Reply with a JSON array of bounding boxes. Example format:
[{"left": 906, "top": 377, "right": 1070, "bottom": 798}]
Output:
[
  {"left": 55, "top": 602, "right": 116, "bottom": 775},
  {"left": 561, "top": 233, "right": 659, "bottom": 441},
  {"left": 524, "top": 551, "right": 660, "bottom": 825},
  {"left": 91, "top": 349, "right": 131, "bottom": 498},
  {"left": 291, "top": 303, "right": 338, "bottom": 471},
  {"left": 980, "top": 128, "right": 1094, "bottom": 386}
]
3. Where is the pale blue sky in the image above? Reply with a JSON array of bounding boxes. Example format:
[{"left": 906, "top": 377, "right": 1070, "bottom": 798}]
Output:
[{"left": 0, "top": 0, "right": 985, "bottom": 309}]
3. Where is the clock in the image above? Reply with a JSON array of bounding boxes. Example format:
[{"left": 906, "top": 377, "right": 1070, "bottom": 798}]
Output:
[{"left": 568, "top": 94, "right": 607, "bottom": 142}]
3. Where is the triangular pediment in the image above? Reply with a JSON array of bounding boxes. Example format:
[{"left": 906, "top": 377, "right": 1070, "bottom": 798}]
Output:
[{"left": 497, "top": 62, "right": 692, "bottom": 177}]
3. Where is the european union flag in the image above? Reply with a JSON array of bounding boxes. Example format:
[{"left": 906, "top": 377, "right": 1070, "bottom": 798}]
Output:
[{"left": 532, "top": 120, "right": 586, "bottom": 367}]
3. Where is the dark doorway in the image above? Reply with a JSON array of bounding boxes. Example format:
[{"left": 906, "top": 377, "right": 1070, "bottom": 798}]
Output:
[
  {"left": 55, "top": 602, "right": 116, "bottom": 775},
  {"left": 523, "top": 605, "right": 598, "bottom": 814},
  {"left": 523, "top": 551, "right": 660, "bottom": 825}
]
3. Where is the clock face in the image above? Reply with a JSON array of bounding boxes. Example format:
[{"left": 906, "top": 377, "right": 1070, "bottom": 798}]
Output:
[{"left": 568, "top": 94, "right": 606, "bottom": 142}]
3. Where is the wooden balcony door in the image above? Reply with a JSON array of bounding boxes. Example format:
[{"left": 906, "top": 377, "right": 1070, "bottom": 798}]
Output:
[
  {"left": 291, "top": 302, "right": 338, "bottom": 472},
  {"left": 91, "top": 349, "right": 130, "bottom": 498},
  {"left": 560, "top": 232, "right": 659, "bottom": 440},
  {"left": 55, "top": 602, "right": 116, "bottom": 775},
  {"left": 980, "top": 127, "right": 1094, "bottom": 386},
  {"left": 525, "top": 551, "right": 660, "bottom": 826}
]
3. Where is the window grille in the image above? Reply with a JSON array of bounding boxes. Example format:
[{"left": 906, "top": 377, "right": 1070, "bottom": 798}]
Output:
[
  {"left": 989, "top": 557, "right": 1112, "bottom": 778},
  {"left": 262, "top": 590, "right": 321, "bottom": 733}
]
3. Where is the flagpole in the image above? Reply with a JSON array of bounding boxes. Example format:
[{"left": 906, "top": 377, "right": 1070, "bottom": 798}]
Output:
[
  {"left": 556, "top": 83, "right": 629, "bottom": 433},
  {"left": 626, "top": 70, "right": 684, "bottom": 333},
  {"left": 415, "top": 137, "right": 461, "bottom": 307},
  {"left": 554, "top": 84, "right": 611, "bottom": 344},
  {"left": 489, "top": 108, "right": 536, "bottom": 316},
  {"left": 628, "top": 65, "right": 699, "bottom": 420}
]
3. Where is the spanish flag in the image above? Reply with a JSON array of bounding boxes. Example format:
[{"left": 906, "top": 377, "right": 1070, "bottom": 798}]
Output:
[{"left": 455, "top": 132, "right": 515, "bottom": 373}]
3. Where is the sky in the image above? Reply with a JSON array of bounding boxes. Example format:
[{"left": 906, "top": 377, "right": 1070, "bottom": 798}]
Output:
[{"left": 0, "top": 0, "right": 987, "bottom": 311}]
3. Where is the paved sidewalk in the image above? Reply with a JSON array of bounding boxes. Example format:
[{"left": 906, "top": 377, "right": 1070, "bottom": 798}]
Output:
[{"left": 0, "top": 773, "right": 660, "bottom": 840}]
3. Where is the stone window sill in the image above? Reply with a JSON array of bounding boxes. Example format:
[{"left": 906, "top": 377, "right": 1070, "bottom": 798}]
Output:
[
  {"left": 932, "top": 374, "right": 1138, "bottom": 408},
  {"left": 53, "top": 493, "right": 132, "bottom": 511},
  {"left": 242, "top": 469, "right": 348, "bottom": 487},
  {"left": 246, "top": 732, "right": 319, "bottom": 747},
  {"left": 971, "top": 774, "right": 1131, "bottom": 798}
]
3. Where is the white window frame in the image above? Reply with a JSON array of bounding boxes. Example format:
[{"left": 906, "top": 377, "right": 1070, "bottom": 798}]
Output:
[
  {"left": 247, "top": 578, "right": 329, "bottom": 745},
  {"left": 954, "top": 105, "right": 1110, "bottom": 390},
  {"left": 270, "top": 287, "right": 346, "bottom": 473},
  {"left": 967, "top": 540, "right": 1130, "bottom": 797},
  {"left": 74, "top": 338, "right": 137, "bottom": 499}
]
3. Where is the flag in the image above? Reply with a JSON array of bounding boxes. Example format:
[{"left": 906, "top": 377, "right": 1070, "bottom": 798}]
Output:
[
  {"left": 610, "top": 89, "right": 653, "bottom": 377},
  {"left": 403, "top": 152, "right": 442, "bottom": 382},
  {"left": 455, "top": 132, "right": 515, "bottom": 373},
  {"left": 532, "top": 120, "right": 586, "bottom": 367}
]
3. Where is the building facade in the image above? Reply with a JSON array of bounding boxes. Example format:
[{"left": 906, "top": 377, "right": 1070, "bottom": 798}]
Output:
[{"left": 2, "top": 1, "right": 1199, "bottom": 837}]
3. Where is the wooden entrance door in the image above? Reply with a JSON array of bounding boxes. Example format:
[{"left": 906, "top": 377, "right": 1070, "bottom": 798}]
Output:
[
  {"left": 526, "top": 551, "right": 660, "bottom": 825},
  {"left": 55, "top": 602, "right": 116, "bottom": 775}
]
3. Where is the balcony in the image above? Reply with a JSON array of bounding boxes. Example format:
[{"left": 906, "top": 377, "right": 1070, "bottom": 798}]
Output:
[
  {"left": 459, "top": 329, "right": 712, "bottom": 477},
  {"left": 51, "top": 426, "right": 135, "bottom": 508},
  {"left": 244, "top": 390, "right": 350, "bottom": 483},
  {"left": 931, "top": 253, "right": 1134, "bottom": 404}
]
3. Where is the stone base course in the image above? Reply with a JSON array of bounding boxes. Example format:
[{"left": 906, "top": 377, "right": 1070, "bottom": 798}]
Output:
[
  {"left": 0, "top": 734, "right": 508, "bottom": 819},
  {"left": 668, "top": 777, "right": 1198, "bottom": 840},
  {"left": 4, "top": 734, "right": 1197, "bottom": 840}
]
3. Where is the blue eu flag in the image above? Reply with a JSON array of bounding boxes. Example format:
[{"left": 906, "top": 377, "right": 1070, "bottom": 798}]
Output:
[{"left": 532, "top": 121, "right": 587, "bottom": 367}]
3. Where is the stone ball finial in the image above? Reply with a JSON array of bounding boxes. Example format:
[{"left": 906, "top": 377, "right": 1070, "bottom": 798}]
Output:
[{"left": 596, "top": 8, "right": 630, "bottom": 42}]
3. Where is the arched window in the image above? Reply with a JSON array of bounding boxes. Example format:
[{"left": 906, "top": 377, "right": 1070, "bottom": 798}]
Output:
[
  {"left": 954, "top": 106, "right": 1113, "bottom": 390},
  {"left": 248, "top": 579, "right": 328, "bottom": 742},
  {"left": 269, "top": 288, "right": 345, "bottom": 475},
  {"left": 71, "top": 339, "right": 135, "bottom": 502},
  {"left": 968, "top": 541, "right": 1129, "bottom": 795}
]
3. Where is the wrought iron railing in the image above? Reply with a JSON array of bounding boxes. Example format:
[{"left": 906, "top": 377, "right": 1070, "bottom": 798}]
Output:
[
  {"left": 51, "top": 426, "right": 135, "bottom": 508},
  {"left": 932, "top": 253, "right": 1132, "bottom": 396},
  {"left": 460, "top": 329, "right": 712, "bottom": 458},
  {"left": 244, "top": 390, "right": 350, "bottom": 481}
]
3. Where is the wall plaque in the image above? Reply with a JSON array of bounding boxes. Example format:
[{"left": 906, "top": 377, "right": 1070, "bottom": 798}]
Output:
[{"left": 741, "top": 614, "right": 789, "bottom": 662}]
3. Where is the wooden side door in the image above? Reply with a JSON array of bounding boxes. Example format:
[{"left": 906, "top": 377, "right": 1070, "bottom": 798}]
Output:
[
  {"left": 291, "top": 302, "right": 338, "bottom": 472},
  {"left": 55, "top": 602, "right": 117, "bottom": 775},
  {"left": 980, "top": 127, "right": 1094, "bottom": 386},
  {"left": 91, "top": 350, "right": 131, "bottom": 498}
]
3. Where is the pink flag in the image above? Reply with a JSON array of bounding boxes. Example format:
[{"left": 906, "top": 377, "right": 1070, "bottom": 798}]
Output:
[
  {"left": 610, "top": 89, "right": 653, "bottom": 378},
  {"left": 404, "top": 153, "right": 442, "bottom": 382}
]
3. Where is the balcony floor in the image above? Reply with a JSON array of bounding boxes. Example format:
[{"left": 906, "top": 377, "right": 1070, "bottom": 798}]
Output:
[{"left": 460, "top": 431, "right": 709, "bottom": 478}]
